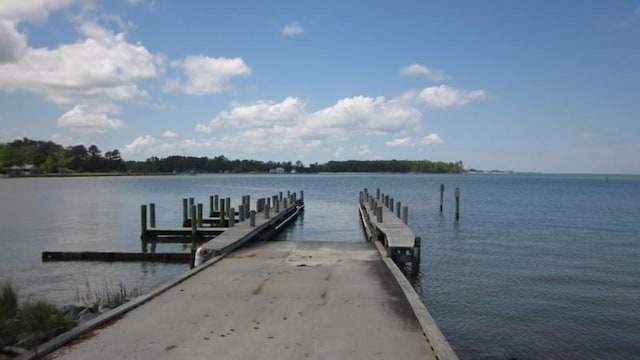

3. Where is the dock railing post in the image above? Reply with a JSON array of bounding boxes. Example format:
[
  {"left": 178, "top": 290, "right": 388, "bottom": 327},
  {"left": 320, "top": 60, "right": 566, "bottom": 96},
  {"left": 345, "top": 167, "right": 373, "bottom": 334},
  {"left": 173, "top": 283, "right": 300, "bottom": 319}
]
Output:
[
  {"left": 250, "top": 210, "right": 256, "bottom": 226},
  {"left": 274, "top": 197, "right": 280, "bottom": 213},
  {"left": 245, "top": 195, "right": 251, "bottom": 218},
  {"left": 396, "top": 201, "right": 401, "bottom": 218},
  {"left": 389, "top": 198, "right": 394, "bottom": 212},
  {"left": 265, "top": 202, "right": 270, "bottom": 219},
  {"left": 229, "top": 207, "right": 235, "bottom": 227},
  {"left": 376, "top": 188, "right": 380, "bottom": 200},
  {"left": 209, "top": 196, "right": 214, "bottom": 216},
  {"left": 214, "top": 195, "right": 219, "bottom": 212},
  {"left": 225, "top": 198, "right": 231, "bottom": 219},
  {"left": 149, "top": 203, "right": 156, "bottom": 228},
  {"left": 376, "top": 206, "right": 383, "bottom": 223},
  {"left": 197, "top": 203, "right": 203, "bottom": 227}
]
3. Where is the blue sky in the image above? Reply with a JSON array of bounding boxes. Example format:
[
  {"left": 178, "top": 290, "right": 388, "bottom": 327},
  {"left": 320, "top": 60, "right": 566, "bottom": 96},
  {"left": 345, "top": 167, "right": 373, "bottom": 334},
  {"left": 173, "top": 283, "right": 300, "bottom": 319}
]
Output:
[{"left": 0, "top": 1, "right": 639, "bottom": 174}]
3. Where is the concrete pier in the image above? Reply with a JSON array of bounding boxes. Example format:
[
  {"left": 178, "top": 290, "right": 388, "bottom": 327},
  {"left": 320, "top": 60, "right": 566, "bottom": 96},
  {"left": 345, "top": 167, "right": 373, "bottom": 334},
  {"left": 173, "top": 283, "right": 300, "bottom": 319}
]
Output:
[{"left": 47, "top": 241, "right": 439, "bottom": 360}]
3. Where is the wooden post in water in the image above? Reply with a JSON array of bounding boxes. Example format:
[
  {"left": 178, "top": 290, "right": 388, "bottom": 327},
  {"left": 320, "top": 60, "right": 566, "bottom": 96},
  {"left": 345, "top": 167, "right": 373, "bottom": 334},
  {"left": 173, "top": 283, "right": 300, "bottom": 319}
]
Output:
[
  {"left": 300, "top": 190, "right": 304, "bottom": 203},
  {"left": 455, "top": 187, "right": 461, "bottom": 220},
  {"left": 376, "top": 206, "right": 383, "bottom": 223},
  {"left": 245, "top": 195, "right": 251, "bottom": 217},
  {"left": 140, "top": 205, "right": 147, "bottom": 238},
  {"left": 149, "top": 203, "right": 156, "bottom": 228},
  {"left": 225, "top": 198, "right": 231, "bottom": 219},
  {"left": 229, "top": 207, "right": 235, "bottom": 227},
  {"left": 440, "top": 184, "right": 445, "bottom": 213},
  {"left": 197, "top": 203, "right": 203, "bottom": 227},
  {"left": 209, "top": 196, "right": 214, "bottom": 216},
  {"left": 265, "top": 202, "right": 270, "bottom": 219},
  {"left": 250, "top": 210, "right": 256, "bottom": 226},
  {"left": 182, "top": 199, "right": 188, "bottom": 225},
  {"left": 214, "top": 195, "right": 219, "bottom": 212},
  {"left": 274, "top": 197, "right": 280, "bottom": 213},
  {"left": 389, "top": 198, "right": 394, "bottom": 212},
  {"left": 412, "top": 237, "right": 421, "bottom": 275},
  {"left": 239, "top": 204, "right": 245, "bottom": 222},
  {"left": 191, "top": 204, "right": 197, "bottom": 237},
  {"left": 396, "top": 201, "right": 401, "bottom": 218},
  {"left": 402, "top": 206, "right": 409, "bottom": 225}
]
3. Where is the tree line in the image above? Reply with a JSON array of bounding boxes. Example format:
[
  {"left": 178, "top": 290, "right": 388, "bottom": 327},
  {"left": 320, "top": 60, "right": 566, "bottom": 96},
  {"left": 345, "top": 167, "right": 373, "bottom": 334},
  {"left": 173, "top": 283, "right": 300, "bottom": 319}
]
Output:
[{"left": 0, "top": 138, "right": 464, "bottom": 175}]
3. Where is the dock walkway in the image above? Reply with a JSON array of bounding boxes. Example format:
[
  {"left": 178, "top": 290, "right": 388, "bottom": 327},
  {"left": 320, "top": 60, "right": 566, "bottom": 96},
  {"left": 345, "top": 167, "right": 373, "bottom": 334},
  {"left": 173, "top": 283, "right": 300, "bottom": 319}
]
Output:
[{"left": 47, "top": 241, "right": 437, "bottom": 360}]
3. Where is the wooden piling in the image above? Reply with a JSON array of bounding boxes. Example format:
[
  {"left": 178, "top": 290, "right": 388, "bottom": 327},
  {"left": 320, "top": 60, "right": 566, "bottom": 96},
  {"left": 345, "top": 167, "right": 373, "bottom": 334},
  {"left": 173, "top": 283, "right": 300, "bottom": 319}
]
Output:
[
  {"left": 250, "top": 210, "right": 256, "bottom": 226},
  {"left": 149, "top": 203, "right": 156, "bottom": 228},
  {"left": 229, "top": 207, "right": 235, "bottom": 227},
  {"left": 141, "top": 205, "right": 147, "bottom": 238},
  {"left": 455, "top": 187, "right": 461, "bottom": 220},
  {"left": 402, "top": 206, "right": 408, "bottom": 225},
  {"left": 214, "top": 195, "right": 219, "bottom": 212},
  {"left": 396, "top": 201, "right": 401, "bottom": 218},
  {"left": 197, "top": 203, "right": 203, "bottom": 227},
  {"left": 191, "top": 204, "right": 197, "bottom": 237},
  {"left": 390, "top": 198, "right": 394, "bottom": 212},
  {"left": 182, "top": 199, "right": 188, "bottom": 225},
  {"left": 440, "top": 184, "right": 444, "bottom": 213},
  {"left": 239, "top": 204, "right": 245, "bottom": 222}
]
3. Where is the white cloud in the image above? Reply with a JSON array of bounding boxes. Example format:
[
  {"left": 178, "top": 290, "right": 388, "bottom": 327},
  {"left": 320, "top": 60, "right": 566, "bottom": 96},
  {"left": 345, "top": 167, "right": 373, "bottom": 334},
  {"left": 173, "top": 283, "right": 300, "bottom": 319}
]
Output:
[
  {"left": 400, "top": 64, "right": 446, "bottom": 82},
  {"left": 0, "top": 20, "right": 27, "bottom": 63},
  {"left": 161, "top": 130, "right": 177, "bottom": 138},
  {"left": 57, "top": 104, "right": 124, "bottom": 133},
  {"left": 0, "top": 21, "right": 157, "bottom": 105},
  {"left": 122, "top": 135, "right": 157, "bottom": 156},
  {"left": 282, "top": 21, "right": 304, "bottom": 36},
  {"left": 386, "top": 133, "right": 444, "bottom": 147},
  {"left": 0, "top": 0, "right": 87, "bottom": 23},
  {"left": 196, "top": 97, "right": 305, "bottom": 133},
  {"left": 165, "top": 55, "right": 250, "bottom": 95},
  {"left": 417, "top": 85, "right": 486, "bottom": 108}
]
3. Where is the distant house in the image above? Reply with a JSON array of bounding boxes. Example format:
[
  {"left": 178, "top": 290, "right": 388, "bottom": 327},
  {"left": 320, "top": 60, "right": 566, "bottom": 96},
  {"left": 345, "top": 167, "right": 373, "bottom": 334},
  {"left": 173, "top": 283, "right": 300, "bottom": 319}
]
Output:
[
  {"left": 7, "top": 164, "right": 37, "bottom": 176},
  {"left": 269, "top": 167, "right": 285, "bottom": 174}
]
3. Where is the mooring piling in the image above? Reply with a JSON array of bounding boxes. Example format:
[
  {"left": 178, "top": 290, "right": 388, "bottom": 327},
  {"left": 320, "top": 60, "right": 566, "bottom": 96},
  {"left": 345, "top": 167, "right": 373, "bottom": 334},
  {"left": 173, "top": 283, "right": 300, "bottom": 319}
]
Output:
[
  {"left": 149, "top": 203, "right": 156, "bottom": 228},
  {"left": 455, "top": 187, "right": 461, "bottom": 220},
  {"left": 440, "top": 184, "right": 445, "bottom": 213}
]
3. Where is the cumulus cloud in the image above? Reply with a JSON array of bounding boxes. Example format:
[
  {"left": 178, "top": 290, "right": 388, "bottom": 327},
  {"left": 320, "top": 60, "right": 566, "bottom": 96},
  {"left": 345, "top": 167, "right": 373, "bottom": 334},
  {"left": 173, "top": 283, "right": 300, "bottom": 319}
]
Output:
[
  {"left": 122, "top": 135, "right": 157, "bottom": 156},
  {"left": 57, "top": 104, "right": 124, "bottom": 133},
  {"left": 417, "top": 85, "right": 486, "bottom": 108},
  {"left": 0, "top": 0, "right": 87, "bottom": 23},
  {"left": 0, "top": 19, "right": 158, "bottom": 131},
  {"left": 282, "top": 21, "right": 304, "bottom": 36},
  {"left": 0, "top": 20, "right": 27, "bottom": 63},
  {"left": 400, "top": 64, "right": 446, "bottom": 82},
  {"left": 161, "top": 130, "right": 177, "bottom": 138},
  {"left": 165, "top": 55, "right": 250, "bottom": 95},
  {"left": 386, "top": 133, "right": 443, "bottom": 147}
]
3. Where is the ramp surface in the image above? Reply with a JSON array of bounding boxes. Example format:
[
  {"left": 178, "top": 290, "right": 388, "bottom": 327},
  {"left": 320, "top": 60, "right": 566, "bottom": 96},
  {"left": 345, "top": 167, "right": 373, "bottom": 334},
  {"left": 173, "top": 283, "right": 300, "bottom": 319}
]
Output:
[{"left": 50, "top": 241, "right": 436, "bottom": 360}]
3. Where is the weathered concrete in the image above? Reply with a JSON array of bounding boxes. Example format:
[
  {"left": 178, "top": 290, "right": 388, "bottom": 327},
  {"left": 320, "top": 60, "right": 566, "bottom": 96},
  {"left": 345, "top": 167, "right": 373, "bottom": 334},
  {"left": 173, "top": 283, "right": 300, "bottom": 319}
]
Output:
[{"left": 48, "top": 241, "right": 437, "bottom": 360}]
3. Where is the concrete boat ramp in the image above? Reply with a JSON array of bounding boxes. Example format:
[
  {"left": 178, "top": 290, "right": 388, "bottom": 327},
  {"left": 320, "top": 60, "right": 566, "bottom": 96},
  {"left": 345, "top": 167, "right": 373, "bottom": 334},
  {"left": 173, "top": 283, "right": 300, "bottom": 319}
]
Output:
[
  {"left": 27, "top": 189, "right": 456, "bottom": 360},
  {"left": 47, "top": 241, "right": 440, "bottom": 360}
]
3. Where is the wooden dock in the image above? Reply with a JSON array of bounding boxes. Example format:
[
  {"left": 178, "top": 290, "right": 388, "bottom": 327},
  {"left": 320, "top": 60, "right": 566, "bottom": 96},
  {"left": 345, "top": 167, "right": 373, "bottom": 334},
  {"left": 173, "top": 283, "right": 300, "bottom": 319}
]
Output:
[{"left": 359, "top": 188, "right": 421, "bottom": 273}]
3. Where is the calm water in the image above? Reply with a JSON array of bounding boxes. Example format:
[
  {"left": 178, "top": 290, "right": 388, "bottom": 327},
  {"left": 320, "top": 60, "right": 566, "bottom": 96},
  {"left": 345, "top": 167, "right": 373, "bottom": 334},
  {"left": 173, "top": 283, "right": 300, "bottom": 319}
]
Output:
[{"left": 0, "top": 174, "right": 638, "bottom": 359}]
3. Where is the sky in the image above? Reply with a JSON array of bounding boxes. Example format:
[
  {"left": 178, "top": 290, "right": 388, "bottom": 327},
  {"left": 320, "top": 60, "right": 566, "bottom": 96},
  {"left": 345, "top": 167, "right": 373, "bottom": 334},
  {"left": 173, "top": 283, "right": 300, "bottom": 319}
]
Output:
[{"left": 0, "top": 1, "right": 639, "bottom": 174}]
